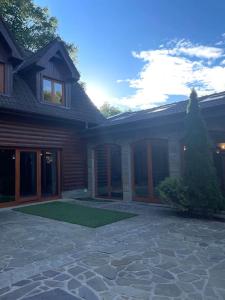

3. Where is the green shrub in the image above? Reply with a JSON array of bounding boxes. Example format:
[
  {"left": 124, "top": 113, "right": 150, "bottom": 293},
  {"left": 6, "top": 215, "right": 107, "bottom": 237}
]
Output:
[{"left": 156, "top": 177, "right": 188, "bottom": 211}]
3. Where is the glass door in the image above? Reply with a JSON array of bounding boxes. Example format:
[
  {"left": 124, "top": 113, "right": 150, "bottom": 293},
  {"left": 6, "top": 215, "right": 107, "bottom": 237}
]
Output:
[
  {"left": 17, "top": 150, "right": 40, "bottom": 201},
  {"left": 41, "top": 150, "right": 58, "bottom": 197},
  {"left": 132, "top": 140, "right": 153, "bottom": 202},
  {"left": 0, "top": 149, "right": 15, "bottom": 203}
]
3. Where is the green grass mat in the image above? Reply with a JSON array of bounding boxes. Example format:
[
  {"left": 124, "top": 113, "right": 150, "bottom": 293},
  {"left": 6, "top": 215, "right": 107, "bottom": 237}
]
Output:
[{"left": 14, "top": 201, "right": 137, "bottom": 228}]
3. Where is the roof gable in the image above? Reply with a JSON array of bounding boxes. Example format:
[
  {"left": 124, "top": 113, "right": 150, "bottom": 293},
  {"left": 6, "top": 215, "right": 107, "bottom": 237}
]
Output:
[
  {"left": 0, "top": 74, "right": 105, "bottom": 125},
  {"left": 18, "top": 39, "right": 80, "bottom": 81},
  {"left": 0, "top": 18, "right": 23, "bottom": 65}
]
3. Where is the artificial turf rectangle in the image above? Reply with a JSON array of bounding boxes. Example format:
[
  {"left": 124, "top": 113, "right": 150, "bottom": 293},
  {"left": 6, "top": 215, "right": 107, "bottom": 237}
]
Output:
[{"left": 14, "top": 201, "right": 137, "bottom": 228}]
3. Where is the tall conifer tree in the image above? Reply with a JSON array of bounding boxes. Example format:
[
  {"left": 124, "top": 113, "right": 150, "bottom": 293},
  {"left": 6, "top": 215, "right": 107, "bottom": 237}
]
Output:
[{"left": 183, "top": 89, "right": 224, "bottom": 214}]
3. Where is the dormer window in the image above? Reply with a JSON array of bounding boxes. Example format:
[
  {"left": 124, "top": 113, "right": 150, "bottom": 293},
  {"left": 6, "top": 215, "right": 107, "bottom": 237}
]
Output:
[
  {"left": 43, "top": 77, "right": 64, "bottom": 105},
  {"left": 0, "top": 63, "right": 5, "bottom": 94}
]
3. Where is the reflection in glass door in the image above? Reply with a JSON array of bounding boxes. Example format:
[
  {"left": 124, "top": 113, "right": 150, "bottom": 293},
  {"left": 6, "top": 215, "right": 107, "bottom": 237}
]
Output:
[
  {"left": 41, "top": 150, "right": 58, "bottom": 197},
  {"left": 133, "top": 141, "right": 152, "bottom": 200},
  {"left": 20, "top": 151, "right": 37, "bottom": 198},
  {"left": 132, "top": 140, "right": 169, "bottom": 202}
]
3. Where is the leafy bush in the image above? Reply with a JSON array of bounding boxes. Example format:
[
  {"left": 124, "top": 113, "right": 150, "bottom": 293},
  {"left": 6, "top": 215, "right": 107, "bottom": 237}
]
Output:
[{"left": 156, "top": 177, "right": 188, "bottom": 211}]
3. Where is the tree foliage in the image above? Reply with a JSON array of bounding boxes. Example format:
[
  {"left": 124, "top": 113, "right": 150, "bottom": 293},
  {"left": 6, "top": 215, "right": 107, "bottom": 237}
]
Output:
[
  {"left": 0, "top": 0, "right": 77, "bottom": 59},
  {"left": 157, "top": 89, "right": 224, "bottom": 216},
  {"left": 183, "top": 89, "right": 224, "bottom": 214},
  {"left": 100, "top": 102, "right": 122, "bottom": 118}
]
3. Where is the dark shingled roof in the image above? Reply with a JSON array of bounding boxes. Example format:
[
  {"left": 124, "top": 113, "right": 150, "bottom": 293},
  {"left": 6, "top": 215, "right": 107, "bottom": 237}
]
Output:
[
  {"left": 96, "top": 91, "right": 225, "bottom": 128},
  {"left": 0, "top": 75, "right": 105, "bottom": 124},
  {"left": 17, "top": 39, "right": 57, "bottom": 71},
  {"left": 0, "top": 27, "right": 104, "bottom": 124}
]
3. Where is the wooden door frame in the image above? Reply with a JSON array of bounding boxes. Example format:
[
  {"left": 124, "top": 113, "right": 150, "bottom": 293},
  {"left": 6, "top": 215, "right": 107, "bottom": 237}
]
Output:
[
  {"left": 41, "top": 149, "right": 61, "bottom": 201},
  {"left": 131, "top": 140, "right": 154, "bottom": 203},
  {"left": 94, "top": 144, "right": 123, "bottom": 199},
  {"left": 0, "top": 147, "right": 61, "bottom": 208},
  {"left": 16, "top": 149, "right": 41, "bottom": 203},
  {"left": 94, "top": 144, "right": 111, "bottom": 199}
]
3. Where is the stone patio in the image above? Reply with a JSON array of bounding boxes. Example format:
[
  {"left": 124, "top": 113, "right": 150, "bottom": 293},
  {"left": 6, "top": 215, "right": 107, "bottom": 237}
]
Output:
[{"left": 1, "top": 200, "right": 225, "bottom": 299}]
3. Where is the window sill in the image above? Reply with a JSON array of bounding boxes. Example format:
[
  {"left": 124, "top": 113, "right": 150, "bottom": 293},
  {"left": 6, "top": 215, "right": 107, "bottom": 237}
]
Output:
[{"left": 40, "top": 100, "right": 70, "bottom": 109}]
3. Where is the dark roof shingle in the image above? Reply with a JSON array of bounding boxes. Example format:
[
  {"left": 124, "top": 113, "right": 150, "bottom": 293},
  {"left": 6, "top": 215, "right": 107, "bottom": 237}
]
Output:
[
  {"left": 97, "top": 91, "right": 225, "bottom": 128},
  {"left": 0, "top": 75, "right": 105, "bottom": 124}
]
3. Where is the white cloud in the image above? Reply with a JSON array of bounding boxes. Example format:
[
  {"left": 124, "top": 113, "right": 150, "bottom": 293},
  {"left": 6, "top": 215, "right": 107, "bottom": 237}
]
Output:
[
  {"left": 86, "top": 84, "right": 113, "bottom": 108},
  {"left": 116, "top": 40, "right": 225, "bottom": 109}
]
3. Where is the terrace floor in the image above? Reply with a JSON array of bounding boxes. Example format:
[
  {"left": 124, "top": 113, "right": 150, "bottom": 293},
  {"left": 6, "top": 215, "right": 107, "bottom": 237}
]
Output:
[{"left": 0, "top": 200, "right": 225, "bottom": 299}]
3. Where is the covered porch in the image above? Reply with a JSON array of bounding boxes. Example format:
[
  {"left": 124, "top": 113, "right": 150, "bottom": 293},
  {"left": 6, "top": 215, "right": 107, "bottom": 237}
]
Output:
[
  {"left": 87, "top": 128, "right": 225, "bottom": 203},
  {"left": 87, "top": 124, "right": 182, "bottom": 203}
]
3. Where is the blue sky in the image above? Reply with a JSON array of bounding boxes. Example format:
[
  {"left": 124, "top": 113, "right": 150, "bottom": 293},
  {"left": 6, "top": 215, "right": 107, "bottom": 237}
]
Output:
[{"left": 35, "top": 0, "right": 225, "bottom": 110}]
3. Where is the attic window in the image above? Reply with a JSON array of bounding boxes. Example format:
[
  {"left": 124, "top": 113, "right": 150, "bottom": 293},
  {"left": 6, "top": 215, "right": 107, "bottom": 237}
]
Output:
[
  {"left": 0, "top": 63, "right": 5, "bottom": 94},
  {"left": 43, "top": 77, "right": 64, "bottom": 105}
]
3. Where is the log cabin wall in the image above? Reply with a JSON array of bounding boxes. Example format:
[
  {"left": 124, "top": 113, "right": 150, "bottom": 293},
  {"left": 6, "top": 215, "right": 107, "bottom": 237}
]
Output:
[{"left": 0, "top": 114, "right": 87, "bottom": 192}]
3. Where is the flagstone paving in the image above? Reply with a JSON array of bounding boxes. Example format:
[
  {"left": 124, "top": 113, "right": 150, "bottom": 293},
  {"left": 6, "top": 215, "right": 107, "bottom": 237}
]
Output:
[{"left": 1, "top": 200, "right": 225, "bottom": 299}]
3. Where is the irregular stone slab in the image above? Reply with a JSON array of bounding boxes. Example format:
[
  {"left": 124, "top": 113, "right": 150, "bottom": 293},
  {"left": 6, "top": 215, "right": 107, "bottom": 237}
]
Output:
[
  {"left": 142, "top": 250, "right": 158, "bottom": 258},
  {"left": 24, "top": 288, "right": 79, "bottom": 299},
  {"left": 177, "top": 272, "right": 200, "bottom": 282},
  {"left": 79, "top": 286, "right": 99, "bottom": 300},
  {"left": 0, "top": 287, "right": 10, "bottom": 296},
  {"left": 87, "top": 276, "right": 108, "bottom": 291},
  {"left": 13, "top": 279, "right": 32, "bottom": 287},
  {"left": 83, "top": 271, "right": 95, "bottom": 279},
  {"left": 82, "top": 253, "right": 109, "bottom": 266},
  {"left": 170, "top": 267, "right": 183, "bottom": 275},
  {"left": 152, "top": 296, "right": 173, "bottom": 300},
  {"left": 110, "top": 286, "right": 150, "bottom": 299},
  {"left": 209, "top": 260, "right": 225, "bottom": 288},
  {"left": 158, "top": 249, "right": 175, "bottom": 257},
  {"left": 100, "top": 291, "right": 117, "bottom": 300},
  {"left": 154, "top": 283, "right": 181, "bottom": 297},
  {"left": 68, "top": 266, "right": 86, "bottom": 276},
  {"left": 151, "top": 267, "right": 175, "bottom": 280},
  {"left": 111, "top": 255, "right": 141, "bottom": 267},
  {"left": 25, "top": 288, "right": 43, "bottom": 298},
  {"left": 186, "top": 292, "right": 203, "bottom": 300},
  {"left": 0, "top": 282, "right": 40, "bottom": 300},
  {"left": 126, "top": 262, "right": 147, "bottom": 271},
  {"left": 45, "top": 280, "right": 64, "bottom": 288},
  {"left": 177, "top": 281, "right": 195, "bottom": 293},
  {"left": 68, "top": 278, "right": 81, "bottom": 290},
  {"left": 43, "top": 270, "right": 60, "bottom": 278},
  {"left": 182, "top": 255, "right": 202, "bottom": 266},
  {"left": 116, "top": 277, "right": 151, "bottom": 286},
  {"left": 192, "top": 279, "right": 205, "bottom": 290},
  {"left": 156, "top": 261, "right": 177, "bottom": 270},
  {"left": 54, "top": 273, "right": 71, "bottom": 281},
  {"left": 31, "top": 275, "right": 47, "bottom": 281},
  {"left": 151, "top": 275, "right": 170, "bottom": 284},
  {"left": 192, "top": 268, "right": 207, "bottom": 276},
  {"left": 95, "top": 265, "right": 117, "bottom": 280}
]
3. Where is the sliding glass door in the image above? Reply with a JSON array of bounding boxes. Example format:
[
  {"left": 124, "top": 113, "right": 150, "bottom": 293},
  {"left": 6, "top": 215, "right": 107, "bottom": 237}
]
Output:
[
  {"left": 95, "top": 144, "right": 123, "bottom": 199},
  {"left": 41, "top": 150, "right": 58, "bottom": 197},
  {"left": 132, "top": 140, "right": 169, "bottom": 202},
  {"left": 0, "top": 149, "right": 15, "bottom": 203},
  {"left": 19, "top": 151, "right": 38, "bottom": 199},
  {"left": 0, "top": 148, "right": 60, "bottom": 206}
]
